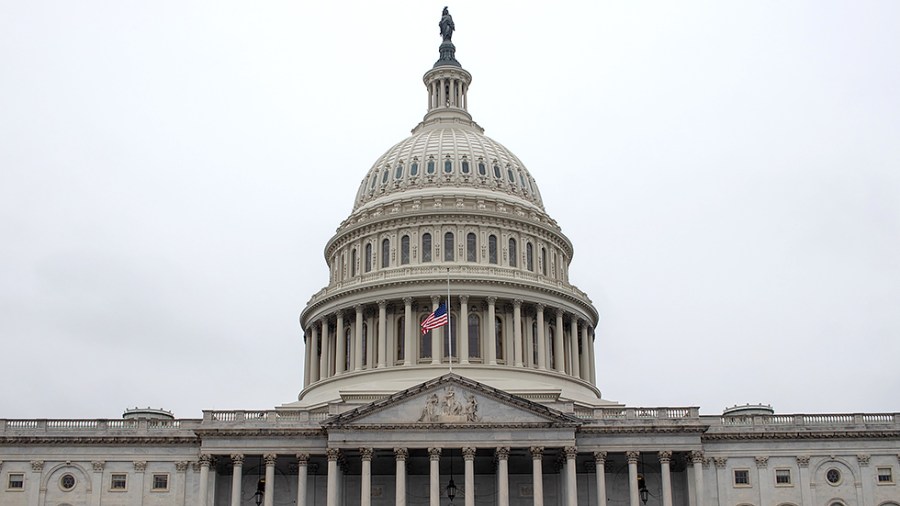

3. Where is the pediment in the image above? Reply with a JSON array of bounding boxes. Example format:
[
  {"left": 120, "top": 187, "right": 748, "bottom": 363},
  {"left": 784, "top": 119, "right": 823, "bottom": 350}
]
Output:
[{"left": 323, "top": 374, "right": 581, "bottom": 429}]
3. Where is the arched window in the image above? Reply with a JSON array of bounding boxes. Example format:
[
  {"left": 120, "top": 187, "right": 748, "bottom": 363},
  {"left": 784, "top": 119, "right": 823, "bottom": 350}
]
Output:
[
  {"left": 365, "top": 243, "right": 372, "bottom": 272},
  {"left": 540, "top": 247, "right": 547, "bottom": 275},
  {"left": 381, "top": 239, "right": 390, "bottom": 268},
  {"left": 400, "top": 235, "right": 410, "bottom": 265},
  {"left": 488, "top": 235, "right": 498, "bottom": 264},
  {"left": 351, "top": 248, "right": 357, "bottom": 277},
  {"left": 551, "top": 251, "right": 557, "bottom": 277},
  {"left": 369, "top": 173, "right": 378, "bottom": 189},
  {"left": 381, "top": 167, "right": 390, "bottom": 184},
  {"left": 410, "top": 159, "right": 419, "bottom": 176},
  {"left": 396, "top": 317, "right": 405, "bottom": 361},
  {"left": 361, "top": 323, "right": 368, "bottom": 367},
  {"left": 468, "top": 314, "right": 481, "bottom": 359},
  {"left": 495, "top": 316, "right": 504, "bottom": 361},
  {"left": 344, "top": 327, "right": 352, "bottom": 371},
  {"left": 461, "top": 160, "right": 470, "bottom": 174},
  {"left": 444, "top": 232, "right": 454, "bottom": 261},
  {"left": 444, "top": 158, "right": 453, "bottom": 173},
  {"left": 422, "top": 233, "right": 432, "bottom": 262},
  {"left": 395, "top": 163, "right": 404, "bottom": 179},
  {"left": 492, "top": 163, "right": 501, "bottom": 179},
  {"left": 419, "top": 315, "right": 432, "bottom": 359},
  {"left": 526, "top": 242, "right": 534, "bottom": 271},
  {"left": 466, "top": 233, "right": 477, "bottom": 262},
  {"left": 508, "top": 238, "right": 517, "bottom": 267},
  {"left": 427, "top": 157, "right": 436, "bottom": 174},
  {"left": 506, "top": 166, "right": 515, "bottom": 182},
  {"left": 478, "top": 161, "right": 486, "bottom": 176}
]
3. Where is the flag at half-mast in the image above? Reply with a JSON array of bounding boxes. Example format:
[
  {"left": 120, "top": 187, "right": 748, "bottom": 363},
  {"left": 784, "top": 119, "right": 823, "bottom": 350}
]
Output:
[{"left": 421, "top": 302, "right": 448, "bottom": 334}]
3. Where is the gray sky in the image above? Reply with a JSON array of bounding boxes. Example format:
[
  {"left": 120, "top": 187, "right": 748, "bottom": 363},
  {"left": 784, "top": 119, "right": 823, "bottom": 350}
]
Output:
[{"left": 2, "top": 1, "right": 898, "bottom": 420}]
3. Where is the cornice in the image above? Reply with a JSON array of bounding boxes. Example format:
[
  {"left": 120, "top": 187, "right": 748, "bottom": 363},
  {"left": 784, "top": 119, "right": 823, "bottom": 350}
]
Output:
[
  {"left": 330, "top": 422, "right": 579, "bottom": 431},
  {"left": 193, "top": 429, "right": 325, "bottom": 438},
  {"left": 702, "top": 430, "right": 900, "bottom": 442},
  {"left": 0, "top": 436, "right": 200, "bottom": 446},
  {"left": 577, "top": 426, "right": 710, "bottom": 435}
]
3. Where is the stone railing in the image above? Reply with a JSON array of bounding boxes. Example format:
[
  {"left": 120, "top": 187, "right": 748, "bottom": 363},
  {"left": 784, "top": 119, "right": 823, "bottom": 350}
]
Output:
[
  {"left": 202, "top": 409, "right": 327, "bottom": 426},
  {"left": 579, "top": 407, "right": 701, "bottom": 421},
  {"left": 708, "top": 412, "right": 900, "bottom": 428},
  {"left": 0, "top": 418, "right": 202, "bottom": 434}
]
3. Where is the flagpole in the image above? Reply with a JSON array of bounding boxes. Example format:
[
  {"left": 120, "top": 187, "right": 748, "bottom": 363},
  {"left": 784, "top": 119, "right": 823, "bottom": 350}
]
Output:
[{"left": 446, "top": 267, "right": 452, "bottom": 373}]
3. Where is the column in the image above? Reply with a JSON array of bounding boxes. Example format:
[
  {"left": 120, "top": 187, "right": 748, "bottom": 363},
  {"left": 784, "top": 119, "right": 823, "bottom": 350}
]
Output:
[
  {"left": 754, "top": 456, "right": 768, "bottom": 506},
  {"left": 459, "top": 295, "right": 469, "bottom": 364},
  {"left": 230, "top": 454, "right": 244, "bottom": 506},
  {"left": 463, "top": 447, "right": 476, "bottom": 506},
  {"left": 429, "top": 448, "right": 442, "bottom": 506},
  {"left": 531, "top": 447, "right": 544, "bottom": 506},
  {"left": 580, "top": 325, "right": 590, "bottom": 380},
  {"left": 564, "top": 447, "right": 577, "bottom": 506},
  {"left": 513, "top": 299, "right": 524, "bottom": 367},
  {"left": 713, "top": 458, "right": 728, "bottom": 506},
  {"left": 796, "top": 456, "right": 810, "bottom": 506},
  {"left": 525, "top": 313, "right": 534, "bottom": 367},
  {"left": 303, "top": 330, "right": 311, "bottom": 386},
  {"left": 554, "top": 310, "right": 565, "bottom": 372},
  {"left": 496, "top": 447, "right": 510, "bottom": 506},
  {"left": 691, "top": 451, "right": 705, "bottom": 506},
  {"left": 487, "top": 297, "right": 497, "bottom": 365},
  {"left": 90, "top": 461, "right": 104, "bottom": 506},
  {"left": 857, "top": 454, "right": 872, "bottom": 506},
  {"left": 133, "top": 461, "right": 147, "bottom": 505},
  {"left": 439, "top": 78, "right": 446, "bottom": 107},
  {"left": 175, "top": 461, "right": 189, "bottom": 506},
  {"left": 377, "top": 301, "right": 387, "bottom": 368},
  {"left": 360, "top": 448, "right": 373, "bottom": 506},
  {"left": 594, "top": 452, "right": 607, "bottom": 506},
  {"left": 310, "top": 323, "right": 320, "bottom": 383},
  {"left": 326, "top": 449, "right": 341, "bottom": 506},
  {"left": 569, "top": 318, "right": 580, "bottom": 378},
  {"left": 198, "top": 454, "right": 211, "bottom": 506},
  {"left": 403, "top": 297, "right": 414, "bottom": 365},
  {"left": 355, "top": 305, "right": 364, "bottom": 370},
  {"left": 536, "top": 304, "right": 546, "bottom": 369},
  {"left": 366, "top": 310, "right": 376, "bottom": 367},
  {"left": 626, "top": 451, "right": 640, "bottom": 506},
  {"left": 296, "top": 454, "right": 309, "bottom": 506},
  {"left": 320, "top": 320, "right": 330, "bottom": 378},
  {"left": 588, "top": 328, "right": 597, "bottom": 383},
  {"left": 263, "top": 454, "right": 276, "bottom": 506},
  {"left": 394, "top": 448, "right": 408, "bottom": 506},
  {"left": 431, "top": 296, "right": 441, "bottom": 364},
  {"left": 335, "top": 312, "right": 345, "bottom": 374},
  {"left": 659, "top": 451, "right": 673, "bottom": 506}
]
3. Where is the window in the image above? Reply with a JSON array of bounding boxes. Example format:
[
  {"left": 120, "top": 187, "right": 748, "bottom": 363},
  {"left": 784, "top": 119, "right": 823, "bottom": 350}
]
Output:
[
  {"left": 60, "top": 474, "right": 76, "bottom": 491},
  {"left": 444, "top": 232, "right": 454, "bottom": 261},
  {"left": 351, "top": 248, "right": 357, "bottom": 277},
  {"left": 540, "top": 247, "right": 547, "bottom": 275},
  {"left": 369, "top": 173, "right": 378, "bottom": 189},
  {"left": 466, "top": 233, "right": 477, "bottom": 262},
  {"left": 344, "top": 328, "right": 352, "bottom": 370},
  {"left": 410, "top": 161, "right": 419, "bottom": 176},
  {"left": 361, "top": 323, "right": 368, "bottom": 367},
  {"left": 495, "top": 316, "right": 504, "bottom": 360},
  {"left": 507, "top": 167, "right": 515, "bottom": 182},
  {"left": 493, "top": 163, "right": 501, "bottom": 178},
  {"left": 110, "top": 474, "right": 127, "bottom": 490},
  {"left": 733, "top": 469, "right": 750, "bottom": 487},
  {"left": 365, "top": 243, "right": 372, "bottom": 272},
  {"left": 394, "top": 163, "right": 404, "bottom": 179},
  {"left": 461, "top": 160, "right": 470, "bottom": 174},
  {"left": 396, "top": 317, "right": 405, "bottom": 361},
  {"left": 478, "top": 161, "right": 486, "bottom": 176},
  {"left": 508, "top": 238, "right": 517, "bottom": 267},
  {"left": 422, "top": 233, "right": 432, "bottom": 262},
  {"left": 775, "top": 469, "right": 792, "bottom": 486},
  {"left": 526, "top": 242, "right": 534, "bottom": 271},
  {"left": 548, "top": 327, "right": 556, "bottom": 368},
  {"left": 151, "top": 474, "right": 169, "bottom": 491},
  {"left": 400, "top": 235, "right": 410, "bottom": 265},
  {"left": 826, "top": 468, "right": 842, "bottom": 485},
  {"left": 7, "top": 473, "right": 24, "bottom": 490},
  {"left": 468, "top": 314, "right": 481, "bottom": 359},
  {"left": 381, "top": 238, "right": 390, "bottom": 268},
  {"left": 381, "top": 167, "right": 390, "bottom": 184},
  {"left": 488, "top": 235, "right": 498, "bottom": 264},
  {"left": 877, "top": 467, "right": 894, "bottom": 484},
  {"left": 444, "top": 158, "right": 453, "bottom": 173},
  {"left": 427, "top": 158, "right": 436, "bottom": 174}
]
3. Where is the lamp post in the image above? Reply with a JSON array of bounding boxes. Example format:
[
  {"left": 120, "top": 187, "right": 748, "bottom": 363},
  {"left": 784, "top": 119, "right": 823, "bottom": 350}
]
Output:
[
  {"left": 253, "top": 456, "right": 265, "bottom": 506},
  {"left": 446, "top": 448, "right": 457, "bottom": 503}
]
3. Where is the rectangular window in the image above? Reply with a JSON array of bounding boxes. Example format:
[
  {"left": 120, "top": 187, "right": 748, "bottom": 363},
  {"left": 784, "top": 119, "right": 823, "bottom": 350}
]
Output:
[
  {"left": 733, "top": 469, "right": 750, "bottom": 487},
  {"left": 7, "top": 473, "right": 25, "bottom": 490},
  {"left": 151, "top": 474, "right": 169, "bottom": 491},
  {"left": 775, "top": 469, "right": 792, "bottom": 486},
  {"left": 877, "top": 467, "right": 894, "bottom": 484},
  {"left": 110, "top": 473, "right": 127, "bottom": 490}
]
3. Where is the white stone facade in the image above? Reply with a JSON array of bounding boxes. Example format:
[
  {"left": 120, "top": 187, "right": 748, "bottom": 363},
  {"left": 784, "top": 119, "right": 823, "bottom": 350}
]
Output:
[{"left": 2, "top": 13, "right": 898, "bottom": 506}]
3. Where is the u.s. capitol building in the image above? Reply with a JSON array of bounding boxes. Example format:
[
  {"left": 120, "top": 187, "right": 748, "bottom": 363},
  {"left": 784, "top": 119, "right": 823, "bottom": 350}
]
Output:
[{"left": 1, "top": 10, "right": 898, "bottom": 506}]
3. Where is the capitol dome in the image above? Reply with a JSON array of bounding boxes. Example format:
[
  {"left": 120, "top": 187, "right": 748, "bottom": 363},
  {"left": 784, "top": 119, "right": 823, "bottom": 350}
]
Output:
[{"left": 294, "top": 30, "right": 606, "bottom": 411}]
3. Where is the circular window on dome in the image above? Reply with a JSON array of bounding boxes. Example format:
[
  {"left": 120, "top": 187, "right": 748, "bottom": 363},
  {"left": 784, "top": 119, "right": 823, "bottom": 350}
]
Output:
[
  {"left": 60, "top": 473, "right": 76, "bottom": 491},
  {"left": 826, "top": 468, "right": 842, "bottom": 485}
]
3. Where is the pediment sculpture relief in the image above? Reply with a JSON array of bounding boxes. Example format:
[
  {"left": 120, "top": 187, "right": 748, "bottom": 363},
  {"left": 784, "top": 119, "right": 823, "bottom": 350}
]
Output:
[{"left": 418, "top": 387, "right": 479, "bottom": 423}]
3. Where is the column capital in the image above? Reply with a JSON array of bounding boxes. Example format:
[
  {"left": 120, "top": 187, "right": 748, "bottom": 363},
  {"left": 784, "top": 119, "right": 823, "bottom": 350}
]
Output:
[
  {"left": 513, "top": 299, "right": 523, "bottom": 307},
  {"left": 403, "top": 297, "right": 413, "bottom": 305},
  {"left": 335, "top": 309, "right": 345, "bottom": 319},
  {"left": 231, "top": 454, "right": 244, "bottom": 466},
  {"left": 296, "top": 453, "right": 310, "bottom": 465},
  {"left": 713, "top": 457, "right": 727, "bottom": 469},
  {"left": 535, "top": 302, "right": 545, "bottom": 312},
  {"left": 428, "top": 447, "right": 442, "bottom": 461},
  {"left": 658, "top": 450, "right": 672, "bottom": 464},
  {"left": 556, "top": 308, "right": 564, "bottom": 318},
  {"left": 377, "top": 300, "right": 387, "bottom": 309},
  {"left": 755, "top": 456, "right": 768, "bottom": 468},
  {"left": 264, "top": 454, "right": 278, "bottom": 466},
  {"left": 495, "top": 447, "right": 510, "bottom": 460},
  {"left": 360, "top": 448, "right": 374, "bottom": 461},
  {"left": 326, "top": 448, "right": 342, "bottom": 462},
  {"left": 133, "top": 461, "right": 147, "bottom": 472},
  {"left": 626, "top": 450, "right": 639, "bottom": 464},
  {"left": 459, "top": 294, "right": 469, "bottom": 304},
  {"left": 30, "top": 460, "right": 44, "bottom": 472},
  {"left": 486, "top": 296, "right": 497, "bottom": 305},
  {"left": 594, "top": 451, "right": 607, "bottom": 464},
  {"left": 462, "top": 447, "right": 477, "bottom": 460},
  {"left": 857, "top": 454, "right": 870, "bottom": 467},
  {"left": 91, "top": 461, "right": 105, "bottom": 472},
  {"left": 564, "top": 446, "right": 578, "bottom": 460},
  {"left": 355, "top": 304, "right": 364, "bottom": 313},
  {"left": 198, "top": 454, "right": 212, "bottom": 466},
  {"left": 394, "top": 447, "right": 408, "bottom": 461},
  {"left": 175, "top": 461, "right": 190, "bottom": 473},
  {"left": 796, "top": 455, "right": 810, "bottom": 467},
  {"left": 530, "top": 447, "right": 544, "bottom": 459},
  {"left": 690, "top": 450, "right": 705, "bottom": 464}
]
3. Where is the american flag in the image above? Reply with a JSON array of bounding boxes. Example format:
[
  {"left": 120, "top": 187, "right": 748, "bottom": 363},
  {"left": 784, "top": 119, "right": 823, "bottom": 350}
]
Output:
[{"left": 421, "top": 302, "right": 448, "bottom": 334}]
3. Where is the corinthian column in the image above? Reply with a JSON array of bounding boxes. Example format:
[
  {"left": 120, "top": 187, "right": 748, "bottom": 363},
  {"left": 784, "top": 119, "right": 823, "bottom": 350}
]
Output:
[
  {"left": 198, "top": 454, "right": 211, "bottom": 506},
  {"left": 459, "top": 295, "right": 470, "bottom": 364},
  {"left": 360, "top": 448, "right": 373, "bottom": 506},
  {"left": 377, "top": 301, "right": 387, "bottom": 368},
  {"left": 496, "top": 447, "right": 510, "bottom": 506},
  {"left": 487, "top": 297, "right": 497, "bottom": 365},
  {"left": 691, "top": 451, "right": 705, "bottom": 506},
  {"left": 263, "top": 454, "right": 276, "bottom": 506},
  {"left": 326, "top": 449, "right": 341, "bottom": 506},
  {"left": 335, "top": 311, "right": 345, "bottom": 374},
  {"left": 564, "top": 447, "right": 577, "bottom": 506},
  {"left": 230, "top": 454, "right": 243, "bottom": 506},
  {"left": 513, "top": 299, "right": 524, "bottom": 367},
  {"left": 403, "top": 297, "right": 414, "bottom": 365},
  {"left": 296, "top": 454, "right": 309, "bottom": 506},
  {"left": 355, "top": 305, "right": 364, "bottom": 370},
  {"left": 536, "top": 304, "right": 546, "bottom": 369},
  {"left": 554, "top": 310, "right": 565, "bottom": 372},
  {"left": 627, "top": 451, "right": 640, "bottom": 506},
  {"left": 569, "top": 318, "right": 580, "bottom": 378},
  {"left": 531, "top": 447, "right": 544, "bottom": 506},
  {"left": 428, "top": 448, "right": 441, "bottom": 506},
  {"left": 594, "top": 452, "right": 607, "bottom": 506},
  {"left": 659, "top": 451, "right": 673, "bottom": 506},
  {"left": 463, "top": 447, "right": 476, "bottom": 506},
  {"left": 394, "top": 448, "right": 408, "bottom": 506}
]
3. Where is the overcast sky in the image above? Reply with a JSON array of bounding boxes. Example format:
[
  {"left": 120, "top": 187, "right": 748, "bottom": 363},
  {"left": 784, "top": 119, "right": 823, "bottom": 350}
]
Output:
[{"left": 2, "top": 1, "right": 898, "bottom": 420}]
